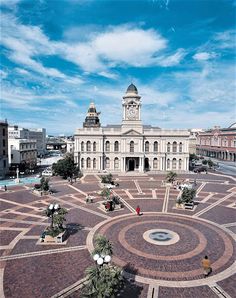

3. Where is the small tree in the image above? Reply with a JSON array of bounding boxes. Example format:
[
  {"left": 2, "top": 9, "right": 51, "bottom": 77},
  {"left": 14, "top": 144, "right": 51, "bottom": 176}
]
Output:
[
  {"left": 207, "top": 159, "right": 214, "bottom": 168},
  {"left": 44, "top": 205, "right": 68, "bottom": 236},
  {"left": 93, "top": 234, "right": 113, "bottom": 256},
  {"left": 180, "top": 187, "right": 196, "bottom": 203},
  {"left": 52, "top": 153, "right": 81, "bottom": 180},
  {"left": 53, "top": 208, "right": 68, "bottom": 229},
  {"left": 40, "top": 177, "right": 49, "bottom": 191},
  {"left": 202, "top": 159, "right": 208, "bottom": 165},
  {"left": 100, "top": 187, "right": 110, "bottom": 199},
  {"left": 166, "top": 171, "right": 177, "bottom": 183},
  {"left": 101, "top": 174, "right": 113, "bottom": 184}
]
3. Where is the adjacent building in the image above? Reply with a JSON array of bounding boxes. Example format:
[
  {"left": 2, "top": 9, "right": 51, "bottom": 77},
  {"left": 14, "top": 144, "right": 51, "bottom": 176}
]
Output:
[
  {"left": 0, "top": 120, "right": 9, "bottom": 179},
  {"left": 74, "top": 84, "right": 190, "bottom": 173},
  {"left": 8, "top": 125, "right": 46, "bottom": 157},
  {"left": 196, "top": 123, "right": 236, "bottom": 161},
  {"left": 8, "top": 139, "right": 37, "bottom": 170}
]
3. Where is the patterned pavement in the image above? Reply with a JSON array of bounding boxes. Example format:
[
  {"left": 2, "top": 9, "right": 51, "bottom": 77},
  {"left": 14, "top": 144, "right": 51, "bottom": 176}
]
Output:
[{"left": 0, "top": 172, "right": 235, "bottom": 298}]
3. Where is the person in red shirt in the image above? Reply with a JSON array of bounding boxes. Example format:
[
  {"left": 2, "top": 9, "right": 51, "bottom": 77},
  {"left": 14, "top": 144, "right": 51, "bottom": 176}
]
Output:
[{"left": 136, "top": 205, "right": 141, "bottom": 216}]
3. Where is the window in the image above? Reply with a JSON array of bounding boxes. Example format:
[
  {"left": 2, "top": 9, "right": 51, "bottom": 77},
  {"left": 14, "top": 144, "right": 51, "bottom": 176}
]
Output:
[
  {"left": 81, "top": 158, "right": 84, "bottom": 168},
  {"left": 93, "top": 142, "right": 96, "bottom": 152},
  {"left": 81, "top": 142, "right": 84, "bottom": 152},
  {"left": 167, "top": 142, "right": 171, "bottom": 153},
  {"left": 3, "top": 150, "right": 5, "bottom": 156},
  {"left": 3, "top": 139, "right": 5, "bottom": 147},
  {"left": 3, "top": 160, "right": 6, "bottom": 168},
  {"left": 87, "top": 157, "right": 91, "bottom": 168},
  {"left": 179, "top": 159, "right": 182, "bottom": 170},
  {"left": 179, "top": 142, "right": 183, "bottom": 153},
  {"left": 105, "top": 141, "right": 110, "bottom": 152},
  {"left": 145, "top": 141, "right": 149, "bottom": 153},
  {"left": 3, "top": 128, "right": 5, "bottom": 136},
  {"left": 172, "top": 158, "right": 177, "bottom": 170},
  {"left": 173, "top": 142, "right": 177, "bottom": 153},
  {"left": 93, "top": 158, "right": 96, "bottom": 169},
  {"left": 130, "top": 141, "right": 134, "bottom": 153},
  {"left": 105, "top": 157, "right": 110, "bottom": 169},
  {"left": 167, "top": 158, "right": 170, "bottom": 169},
  {"left": 11, "top": 154, "right": 13, "bottom": 159},
  {"left": 114, "top": 157, "right": 119, "bottom": 169},
  {"left": 154, "top": 141, "right": 158, "bottom": 152},
  {"left": 87, "top": 141, "right": 91, "bottom": 152},
  {"left": 153, "top": 158, "right": 158, "bottom": 169},
  {"left": 114, "top": 141, "right": 119, "bottom": 152}
]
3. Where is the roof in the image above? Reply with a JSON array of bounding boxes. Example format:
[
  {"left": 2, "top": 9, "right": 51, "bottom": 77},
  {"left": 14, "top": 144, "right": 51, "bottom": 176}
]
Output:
[{"left": 126, "top": 83, "right": 138, "bottom": 94}]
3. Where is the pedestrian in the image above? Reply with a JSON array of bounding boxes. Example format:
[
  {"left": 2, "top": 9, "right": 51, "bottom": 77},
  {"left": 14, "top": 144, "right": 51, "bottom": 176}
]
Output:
[
  {"left": 201, "top": 255, "right": 212, "bottom": 278},
  {"left": 4, "top": 185, "right": 7, "bottom": 192},
  {"left": 136, "top": 205, "right": 141, "bottom": 216}
]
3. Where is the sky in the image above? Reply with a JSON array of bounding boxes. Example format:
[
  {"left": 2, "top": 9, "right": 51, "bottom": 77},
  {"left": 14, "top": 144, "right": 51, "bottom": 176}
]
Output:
[{"left": 0, "top": 0, "right": 236, "bottom": 135}]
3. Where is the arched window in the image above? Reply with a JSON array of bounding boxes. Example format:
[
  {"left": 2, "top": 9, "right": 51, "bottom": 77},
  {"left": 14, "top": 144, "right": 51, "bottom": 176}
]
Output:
[
  {"left": 167, "top": 158, "right": 170, "bottom": 169},
  {"left": 105, "top": 157, "right": 110, "bottom": 169},
  {"left": 179, "top": 159, "right": 182, "bottom": 170},
  {"left": 93, "top": 142, "right": 96, "bottom": 152},
  {"left": 114, "top": 157, "right": 119, "bottom": 169},
  {"left": 87, "top": 157, "right": 91, "bottom": 168},
  {"left": 153, "top": 141, "right": 158, "bottom": 152},
  {"left": 114, "top": 141, "right": 119, "bottom": 152},
  {"left": 86, "top": 141, "right": 91, "bottom": 152},
  {"left": 153, "top": 158, "right": 158, "bottom": 169},
  {"left": 93, "top": 158, "right": 96, "bottom": 169},
  {"left": 167, "top": 142, "right": 171, "bottom": 153},
  {"left": 173, "top": 141, "right": 177, "bottom": 153},
  {"left": 105, "top": 141, "right": 110, "bottom": 152},
  {"left": 81, "top": 158, "right": 84, "bottom": 168},
  {"left": 130, "top": 141, "right": 134, "bottom": 153},
  {"left": 81, "top": 142, "right": 84, "bottom": 152},
  {"left": 179, "top": 142, "right": 183, "bottom": 153},
  {"left": 145, "top": 141, "right": 149, "bottom": 153},
  {"left": 172, "top": 158, "right": 177, "bottom": 170}
]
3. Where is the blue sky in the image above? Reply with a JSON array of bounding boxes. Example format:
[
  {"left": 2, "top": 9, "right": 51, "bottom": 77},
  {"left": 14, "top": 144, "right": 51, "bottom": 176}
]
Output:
[{"left": 1, "top": 0, "right": 235, "bottom": 135}]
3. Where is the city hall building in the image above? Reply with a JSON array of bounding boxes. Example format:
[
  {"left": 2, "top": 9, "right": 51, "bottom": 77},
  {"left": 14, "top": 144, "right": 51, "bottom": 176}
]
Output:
[{"left": 74, "top": 84, "right": 190, "bottom": 173}]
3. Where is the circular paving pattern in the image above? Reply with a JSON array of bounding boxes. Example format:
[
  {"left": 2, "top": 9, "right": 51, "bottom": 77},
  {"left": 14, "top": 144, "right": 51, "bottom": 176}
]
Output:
[
  {"left": 143, "top": 229, "right": 180, "bottom": 245},
  {"left": 88, "top": 213, "right": 236, "bottom": 283}
]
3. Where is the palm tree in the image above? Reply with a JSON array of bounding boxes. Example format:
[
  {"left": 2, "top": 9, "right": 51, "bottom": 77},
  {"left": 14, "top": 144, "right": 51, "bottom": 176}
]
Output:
[
  {"left": 166, "top": 171, "right": 177, "bottom": 183},
  {"left": 93, "top": 234, "right": 113, "bottom": 256}
]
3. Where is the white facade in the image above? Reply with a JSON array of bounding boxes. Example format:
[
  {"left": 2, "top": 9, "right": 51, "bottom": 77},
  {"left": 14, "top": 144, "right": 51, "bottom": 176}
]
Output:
[
  {"left": 8, "top": 125, "right": 46, "bottom": 157},
  {"left": 65, "top": 139, "right": 74, "bottom": 153},
  {"left": 8, "top": 139, "right": 37, "bottom": 167},
  {"left": 74, "top": 84, "right": 190, "bottom": 173}
]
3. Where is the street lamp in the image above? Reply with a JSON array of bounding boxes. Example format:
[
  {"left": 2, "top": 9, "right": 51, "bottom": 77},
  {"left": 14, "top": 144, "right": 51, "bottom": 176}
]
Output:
[
  {"left": 93, "top": 253, "right": 111, "bottom": 266},
  {"left": 48, "top": 203, "right": 60, "bottom": 228}
]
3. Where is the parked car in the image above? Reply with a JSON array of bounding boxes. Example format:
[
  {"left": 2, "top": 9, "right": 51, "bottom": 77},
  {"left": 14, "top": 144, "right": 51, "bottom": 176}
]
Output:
[
  {"left": 42, "top": 170, "right": 53, "bottom": 176},
  {"left": 193, "top": 166, "right": 208, "bottom": 173}
]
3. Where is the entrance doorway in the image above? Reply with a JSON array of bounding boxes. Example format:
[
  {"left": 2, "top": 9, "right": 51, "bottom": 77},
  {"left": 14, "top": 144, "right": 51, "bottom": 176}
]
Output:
[
  {"left": 129, "top": 159, "right": 135, "bottom": 171},
  {"left": 144, "top": 158, "right": 149, "bottom": 171}
]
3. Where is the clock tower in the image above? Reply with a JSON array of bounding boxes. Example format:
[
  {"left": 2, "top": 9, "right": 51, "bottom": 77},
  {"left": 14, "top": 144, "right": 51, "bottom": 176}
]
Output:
[{"left": 121, "top": 84, "right": 143, "bottom": 133}]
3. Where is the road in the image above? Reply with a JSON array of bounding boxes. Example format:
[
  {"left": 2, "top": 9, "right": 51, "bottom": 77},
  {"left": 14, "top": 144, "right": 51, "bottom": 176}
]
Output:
[{"left": 211, "top": 159, "right": 236, "bottom": 176}]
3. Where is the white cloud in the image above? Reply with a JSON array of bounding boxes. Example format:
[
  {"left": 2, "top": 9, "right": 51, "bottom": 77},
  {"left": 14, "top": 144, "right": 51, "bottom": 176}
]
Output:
[{"left": 193, "top": 52, "right": 216, "bottom": 61}]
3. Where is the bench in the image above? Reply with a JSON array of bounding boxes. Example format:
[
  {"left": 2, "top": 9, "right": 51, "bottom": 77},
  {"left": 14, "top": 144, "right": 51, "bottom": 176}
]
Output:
[{"left": 184, "top": 202, "right": 194, "bottom": 210}]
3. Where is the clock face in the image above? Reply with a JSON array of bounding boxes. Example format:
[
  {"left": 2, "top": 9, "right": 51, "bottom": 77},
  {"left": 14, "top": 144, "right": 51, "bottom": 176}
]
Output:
[{"left": 127, "top": 106, "right": 137, "bottom": 119}]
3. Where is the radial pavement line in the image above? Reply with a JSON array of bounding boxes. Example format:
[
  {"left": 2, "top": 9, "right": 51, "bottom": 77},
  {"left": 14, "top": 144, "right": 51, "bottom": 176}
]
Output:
[
  {"left": 0, "top": 245, "right": 87, "bottom": 261},
  {"left": 162, "top": 186, "right": 170, "bottom": 213},
  {"left": 209, "top": 282, "right": 232, "bottom": 298},
  {"left": 147, "top": 284, "right": 159, "bottom": 298},
  {"left": 51, "top": 277, "right": 87, "bottom": 298},
  {"left": 112, "top": 190, "right": 136, "bottom": 213},
  {"left": 67, "top": 184, "right": 87, "bottom": 196},
  {"left": 193, "top": 192, "right": 234, "bottom": 218}
]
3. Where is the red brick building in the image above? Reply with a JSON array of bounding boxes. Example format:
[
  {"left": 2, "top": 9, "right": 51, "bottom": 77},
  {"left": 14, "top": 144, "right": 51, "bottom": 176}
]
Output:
[{"left": 196, "top": 123, "right": 236, "bottom": 162}]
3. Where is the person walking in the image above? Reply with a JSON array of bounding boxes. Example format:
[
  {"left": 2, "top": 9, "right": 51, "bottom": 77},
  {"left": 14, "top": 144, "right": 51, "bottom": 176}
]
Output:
[
  {"left": 136, "top": 205, "right": 141, "bottom": 216},
  {"left": 201, "top": 255, "right": 212, "bottom": 278},
  {"left": 4, "top": 185, "right": 7, "bottom": 192}
]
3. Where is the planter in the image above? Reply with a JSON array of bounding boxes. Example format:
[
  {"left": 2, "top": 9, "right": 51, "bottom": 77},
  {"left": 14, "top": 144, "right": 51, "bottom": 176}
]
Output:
[
  {"left": 175, "top": 203, "right": 184, "bottom": 209},
  {"left": 41, "top": 230, "right": 67, "bottom": 243}
]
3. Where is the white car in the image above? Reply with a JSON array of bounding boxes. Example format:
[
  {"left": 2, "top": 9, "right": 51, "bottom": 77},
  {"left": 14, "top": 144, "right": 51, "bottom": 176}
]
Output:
[{"left": 42, "top": 170, "right": 53, "bottom": 177}]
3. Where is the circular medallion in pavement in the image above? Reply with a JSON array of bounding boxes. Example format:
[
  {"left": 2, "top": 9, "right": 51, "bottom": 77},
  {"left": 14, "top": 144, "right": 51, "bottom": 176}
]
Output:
[
  {"left": 143, "top": 229, "right": 180, "bottom": 245},
  {"left": 87, "top": 213, "right": 236, "bottom": 285}
]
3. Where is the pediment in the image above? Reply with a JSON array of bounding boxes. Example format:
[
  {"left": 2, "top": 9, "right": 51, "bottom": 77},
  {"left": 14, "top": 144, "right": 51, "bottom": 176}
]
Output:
[{"left": 122, "top": 129, "right": 142, "bottom": 136}]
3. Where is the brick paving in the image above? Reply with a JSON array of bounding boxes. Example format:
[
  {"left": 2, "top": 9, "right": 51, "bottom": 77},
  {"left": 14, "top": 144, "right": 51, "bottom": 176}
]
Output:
[{"left": 0, "top": 172, "right": 236, "bottom": 297}]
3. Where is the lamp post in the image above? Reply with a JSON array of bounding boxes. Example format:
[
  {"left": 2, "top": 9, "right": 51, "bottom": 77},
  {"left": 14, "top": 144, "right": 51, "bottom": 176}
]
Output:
[
  {"left": 48, "top": 203, "right": 60, "bottom": 229},
  {"left": 93, "top": 253, "right": 111, "bottom": 266}
]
